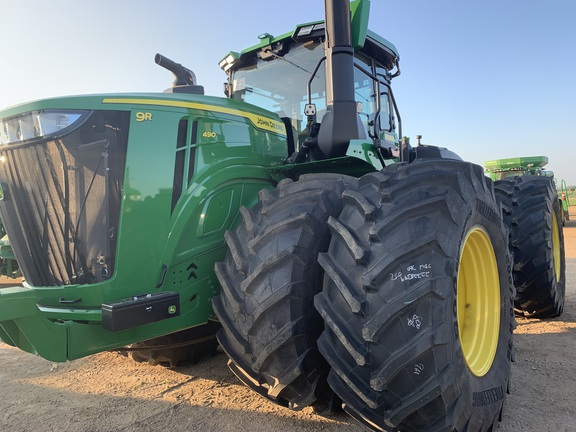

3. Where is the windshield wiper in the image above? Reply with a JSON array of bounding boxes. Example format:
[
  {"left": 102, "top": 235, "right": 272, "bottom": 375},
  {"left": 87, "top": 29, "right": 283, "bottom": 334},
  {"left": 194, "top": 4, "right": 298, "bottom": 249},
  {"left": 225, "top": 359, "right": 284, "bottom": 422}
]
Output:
[{"left": 263, "top": 50, "right": 321, "bottom": 79}]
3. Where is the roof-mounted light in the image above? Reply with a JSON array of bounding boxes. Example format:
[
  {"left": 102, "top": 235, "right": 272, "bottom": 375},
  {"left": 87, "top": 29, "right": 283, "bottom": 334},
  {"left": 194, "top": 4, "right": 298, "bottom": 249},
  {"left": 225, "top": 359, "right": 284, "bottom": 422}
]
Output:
[
  {"left": 0, "top": 110, "right": 88, "bottom": 145},
  {"left": 258, "top": 33, "right": 274, "bottom": 44},
  {"left": 219, "top": 52, "right": 240, "bottom": 72},
  {"left": 296, "top": 23, "right": 325, "bottom": 38}
]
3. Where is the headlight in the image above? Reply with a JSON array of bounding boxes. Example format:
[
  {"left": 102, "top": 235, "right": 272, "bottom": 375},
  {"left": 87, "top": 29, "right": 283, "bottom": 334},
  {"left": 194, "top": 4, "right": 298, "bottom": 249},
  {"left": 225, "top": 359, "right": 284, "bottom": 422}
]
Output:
[{"left": 0, "top": 110, "right": 88, "bottom": 145}]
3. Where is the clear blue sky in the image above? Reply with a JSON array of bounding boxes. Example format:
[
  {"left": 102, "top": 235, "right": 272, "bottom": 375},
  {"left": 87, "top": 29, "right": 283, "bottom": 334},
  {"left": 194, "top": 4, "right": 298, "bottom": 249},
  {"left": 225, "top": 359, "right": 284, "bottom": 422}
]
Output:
[{"left": 2, "top": 0, "right": 575, "bottom": 183}]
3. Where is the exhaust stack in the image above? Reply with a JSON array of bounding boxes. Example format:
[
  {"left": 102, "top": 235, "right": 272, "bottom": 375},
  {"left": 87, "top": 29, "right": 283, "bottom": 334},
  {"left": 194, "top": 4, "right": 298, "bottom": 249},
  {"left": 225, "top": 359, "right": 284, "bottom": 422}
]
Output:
[{"left": 317, "top": 0, "right": 367, "bottom": 158}]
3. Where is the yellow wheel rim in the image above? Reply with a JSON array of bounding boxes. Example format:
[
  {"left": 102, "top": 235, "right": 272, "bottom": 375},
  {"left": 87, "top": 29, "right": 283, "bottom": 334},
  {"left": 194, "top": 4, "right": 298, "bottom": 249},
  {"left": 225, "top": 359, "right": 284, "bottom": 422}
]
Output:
[
  {"left": 552, "top": 213, "right": 561, "bottom": 281},
  {"left": 457, "top": 227, "right": 500, "bottom": 377}
]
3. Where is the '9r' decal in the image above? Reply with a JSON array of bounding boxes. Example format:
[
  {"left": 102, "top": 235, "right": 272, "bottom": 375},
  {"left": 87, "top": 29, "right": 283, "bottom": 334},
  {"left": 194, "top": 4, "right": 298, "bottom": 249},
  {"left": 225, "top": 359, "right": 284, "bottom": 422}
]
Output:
[{"left": 136, "top": 112, "right": 153, "bottom": 122}]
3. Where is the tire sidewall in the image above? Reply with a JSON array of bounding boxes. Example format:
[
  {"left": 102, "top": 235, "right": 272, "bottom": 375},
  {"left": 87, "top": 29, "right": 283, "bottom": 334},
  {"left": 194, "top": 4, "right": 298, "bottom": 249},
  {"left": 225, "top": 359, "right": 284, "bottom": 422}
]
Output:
[
  {"left": 452, "top": 198, "right": 514, "bottom": 421},
  {"left": 495, "top": 176, "right": 565, "bottom": 317},
  {"left": 552, "top": 194, "right": 566, "bottom": 279},
  {"left": 552, "top": 193, "right": 566, "bottom": 307},
  {"left": 315, "top": 161, "right": 515, "bottom": 431}
]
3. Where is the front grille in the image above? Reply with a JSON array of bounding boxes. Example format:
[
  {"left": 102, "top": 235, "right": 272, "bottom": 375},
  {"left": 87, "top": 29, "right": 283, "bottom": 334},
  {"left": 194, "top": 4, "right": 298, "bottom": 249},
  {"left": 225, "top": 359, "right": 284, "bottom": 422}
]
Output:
[{"left": 0, "top": 110, "right": 128, "bottom": 286}]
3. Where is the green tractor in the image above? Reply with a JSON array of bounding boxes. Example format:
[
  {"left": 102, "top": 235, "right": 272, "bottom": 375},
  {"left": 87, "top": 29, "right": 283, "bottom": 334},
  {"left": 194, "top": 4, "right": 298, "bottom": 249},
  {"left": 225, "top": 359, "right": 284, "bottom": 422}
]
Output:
[
  {"left": 485, "top": 155, "right": 571, "bottom": 224},
  {"left": 0, "top": 0, "right": 532, "bottom": 430},
  {"left": 559, "top": 179, "right": 572, "bottom": 223},
  {"left": 484, "top": 155, "right": 553, "bottom": 180},
  {"left": 485, "top": 156, "right": 566, "bottom": 318}
]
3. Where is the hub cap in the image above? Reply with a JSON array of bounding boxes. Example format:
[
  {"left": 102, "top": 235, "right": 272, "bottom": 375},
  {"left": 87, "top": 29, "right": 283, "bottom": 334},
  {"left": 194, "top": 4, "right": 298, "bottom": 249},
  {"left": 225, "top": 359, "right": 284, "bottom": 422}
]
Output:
[{"left": 552, "top": 213, "right": 561, "bottom": 281}]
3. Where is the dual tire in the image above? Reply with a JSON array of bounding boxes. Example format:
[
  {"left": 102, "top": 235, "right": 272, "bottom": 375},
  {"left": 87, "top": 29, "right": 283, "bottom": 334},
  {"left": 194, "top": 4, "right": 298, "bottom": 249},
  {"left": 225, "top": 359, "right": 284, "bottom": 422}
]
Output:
[
  {"left": 316, "top": 160, "right": 514, "bottom": 431},
  {"left": 212, "top": 173, "right": 357, "bottom": 410},
  {"left": 213, "top": 160, "right": 515, "bottom": 431},
  {"left": 494, "top": 176, "right": 565, "bottom": 318}
]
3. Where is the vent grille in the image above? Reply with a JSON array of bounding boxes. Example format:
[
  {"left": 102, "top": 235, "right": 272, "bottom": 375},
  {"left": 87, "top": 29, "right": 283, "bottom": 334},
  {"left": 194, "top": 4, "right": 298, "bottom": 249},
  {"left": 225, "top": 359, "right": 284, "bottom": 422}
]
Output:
[{"left": 0, "top": 111, "right": 128, "bottom": 286}]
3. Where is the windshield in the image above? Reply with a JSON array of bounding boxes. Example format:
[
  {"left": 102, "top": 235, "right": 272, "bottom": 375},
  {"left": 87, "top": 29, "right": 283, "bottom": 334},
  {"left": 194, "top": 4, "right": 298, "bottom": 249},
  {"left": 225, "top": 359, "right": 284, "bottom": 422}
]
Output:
[
  {"left": 229, "top": 40, "right": 396, "bottom": 144},
  {"left": 230, "top": 42, "right": 326, "bottom": 134}
]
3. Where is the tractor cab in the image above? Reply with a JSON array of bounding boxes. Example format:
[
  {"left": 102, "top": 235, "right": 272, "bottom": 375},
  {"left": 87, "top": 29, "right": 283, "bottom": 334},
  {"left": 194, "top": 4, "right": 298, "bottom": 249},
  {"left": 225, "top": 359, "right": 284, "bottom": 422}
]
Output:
[{"left": 220, "top": 18, "right": 401, "bottom": 162}]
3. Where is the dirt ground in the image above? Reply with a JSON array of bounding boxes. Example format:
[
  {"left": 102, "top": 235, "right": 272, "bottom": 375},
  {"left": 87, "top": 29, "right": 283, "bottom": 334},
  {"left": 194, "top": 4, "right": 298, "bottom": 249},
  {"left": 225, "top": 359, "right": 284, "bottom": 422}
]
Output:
[{"left": 1, "top": 213, "right": 576, "bottom": 431}]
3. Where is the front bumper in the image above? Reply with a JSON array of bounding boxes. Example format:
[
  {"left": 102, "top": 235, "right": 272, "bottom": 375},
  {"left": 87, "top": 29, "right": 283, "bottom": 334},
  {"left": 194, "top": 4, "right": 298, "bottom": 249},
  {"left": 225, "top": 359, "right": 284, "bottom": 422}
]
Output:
[{"left": 0, "top": 286, "right": 68, "bottom": 360}]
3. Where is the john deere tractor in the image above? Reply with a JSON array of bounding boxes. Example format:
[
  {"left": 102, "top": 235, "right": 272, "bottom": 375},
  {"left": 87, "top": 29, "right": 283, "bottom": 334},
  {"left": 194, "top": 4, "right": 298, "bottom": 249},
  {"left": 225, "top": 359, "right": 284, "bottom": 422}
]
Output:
[
  {"left": 0, "top": 1, "right": 522, "bottom": 430},
  {"left": 485, "top": 155, "right": 571, "bottom": 224},
  {"left": 485, "top": 156, "right": 566, "bottom": 318}
]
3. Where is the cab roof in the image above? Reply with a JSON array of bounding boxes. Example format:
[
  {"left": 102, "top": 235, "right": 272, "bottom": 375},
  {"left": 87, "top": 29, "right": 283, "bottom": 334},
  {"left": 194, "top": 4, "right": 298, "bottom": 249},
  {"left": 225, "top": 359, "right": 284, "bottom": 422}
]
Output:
[{"left": 220, "top": 9, "right": 399, "bottom": 72}]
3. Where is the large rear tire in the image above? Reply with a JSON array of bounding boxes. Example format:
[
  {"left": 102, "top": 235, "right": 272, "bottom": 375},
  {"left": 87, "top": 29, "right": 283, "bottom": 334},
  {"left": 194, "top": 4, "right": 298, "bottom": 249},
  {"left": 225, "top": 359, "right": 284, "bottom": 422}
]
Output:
[
  {"left": 212, "top": 173, "right": 357, "bottom": 410},
  {"left": 315, "top": 160, "right": 514, "bottom": 431},
  {"left": 495, "top": 176, "right": 565, "bottom": 318}
]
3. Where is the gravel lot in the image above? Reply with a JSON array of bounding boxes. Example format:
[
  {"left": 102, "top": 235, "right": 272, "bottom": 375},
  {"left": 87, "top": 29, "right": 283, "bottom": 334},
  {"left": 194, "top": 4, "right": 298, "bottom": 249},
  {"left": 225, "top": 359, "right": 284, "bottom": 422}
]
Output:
[{"left": 1, "top": 210, "right": 575, "bottom": 432}]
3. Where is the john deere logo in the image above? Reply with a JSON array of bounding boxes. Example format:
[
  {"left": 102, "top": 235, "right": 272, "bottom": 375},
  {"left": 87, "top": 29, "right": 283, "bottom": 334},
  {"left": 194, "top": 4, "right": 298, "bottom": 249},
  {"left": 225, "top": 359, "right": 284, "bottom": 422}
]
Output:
[{"left": 168, "top": 305, "right": 177, "bottom": 314}]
